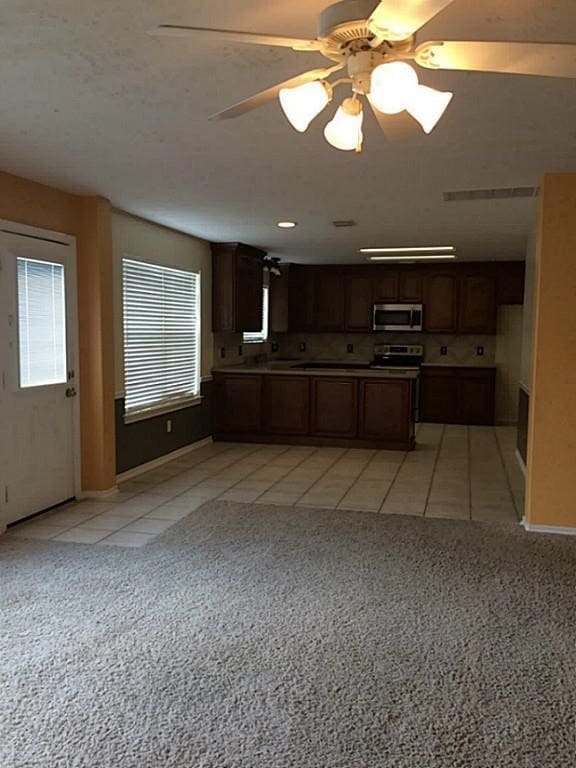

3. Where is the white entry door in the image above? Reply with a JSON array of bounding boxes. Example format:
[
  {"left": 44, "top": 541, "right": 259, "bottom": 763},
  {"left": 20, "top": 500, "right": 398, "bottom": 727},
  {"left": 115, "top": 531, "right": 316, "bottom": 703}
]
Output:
[{"left": 0, "top": 224, "right": 79, "bottom": 526}]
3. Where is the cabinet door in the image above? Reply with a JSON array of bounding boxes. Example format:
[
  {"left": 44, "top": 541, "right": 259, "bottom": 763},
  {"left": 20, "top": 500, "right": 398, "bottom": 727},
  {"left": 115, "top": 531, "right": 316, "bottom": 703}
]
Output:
[
  {"left": 458, "top": 274, "right": 497, "bottom": 334},
  {"left": 419, "top": 368, "right": 459, "bottom": 423},
  {"left": 424, "top": 273, "right": 458, "bottom": 332},
  {"left": 310, "top": 378, "right": 358, "bottom": 437},
  {"left": 263, "top": 376, "right": 309, "bottom": 434},
  {"left": 358, "top": 379, "right": 412, "bottom": 442},
  {"left": 496, "top": 262, "right": 525, "bottom": 305},
  {"left": 346, "top": 276, "right": 373, "bottom": 332},
  {"left": 399, "top": 270, "right": 423, "bottom": 301},
  {"left": 458, "top": 370, "right": 495, "bottom": 425},
  {"left": 288, "top": 267, "right": 316, "bottom": 331},
  {"left": 236, "top": 251, "right": 263, "bottom": 332},
  {"left": 372, "top": 271, "right": 399, "bottom": 302},
  {"left": 214, "top": 375, "right": 262, "bottom": 433},
  {"left": 316, "top": 271, "right": 345, "bottom": 331},
  {"left": 269, "top": 268, "right": 289, "bottom": 333}
]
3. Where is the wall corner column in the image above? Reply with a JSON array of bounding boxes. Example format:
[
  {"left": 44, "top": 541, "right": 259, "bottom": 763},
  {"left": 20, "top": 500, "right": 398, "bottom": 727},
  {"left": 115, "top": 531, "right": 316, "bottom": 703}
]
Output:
[{"left": 76, "top": 196, "right": 116, "bottom": 492}]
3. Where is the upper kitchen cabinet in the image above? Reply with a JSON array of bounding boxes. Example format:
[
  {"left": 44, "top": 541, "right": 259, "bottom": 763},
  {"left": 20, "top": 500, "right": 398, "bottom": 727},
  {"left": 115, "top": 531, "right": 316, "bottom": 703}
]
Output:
[
  {"left": 346, "top": 275, "right": 373, "bottom": 332},
  {"left": 288, "top": 266, "right": 316, "bottom": 331},
  {"left": 372, "top": 271, "right": 399, "bottom": 302},
  {"left": 424, "top": 272, "right": 459, "bottom": 333},
  {"left": 212, "top": 242, "right": 265, "bottom": 333},
  {"left": 269, "top": 266, "right": 290, "bottom": 334},
  {"left": 496, "top": 261, "right": 525, "bottom": 304},
  {"left": 316, "top": 269, "right": 346, "bottom": 331},
  {"left": 458, "top": 272, "right": 497, "bottom": 334},
  {"left": 398, "top": 269, "right": 423, "bottom": 301}
]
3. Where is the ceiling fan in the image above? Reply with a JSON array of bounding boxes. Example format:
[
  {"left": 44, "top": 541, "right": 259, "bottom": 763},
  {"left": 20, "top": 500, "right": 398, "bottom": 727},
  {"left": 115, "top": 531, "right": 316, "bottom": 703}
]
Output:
[{"left": 150, "top": 0, "right": 576, "bottom": 152}]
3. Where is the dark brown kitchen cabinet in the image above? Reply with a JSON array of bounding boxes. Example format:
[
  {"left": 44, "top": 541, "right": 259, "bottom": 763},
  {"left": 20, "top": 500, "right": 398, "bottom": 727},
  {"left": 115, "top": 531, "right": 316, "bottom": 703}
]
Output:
[
  {"left": 288, "top": 266, "right": 316, "bottom": 331},
  {"left": 316, "top": 271, "right": 346, "bottom": 331},
  {"left": 212, "top": 243, "right": 265, "bottom": 333},
  {"left": 419, "top": 366, "right": 495, "bottom": 425},
  {"left": 496, "top": 261, "right": 525, "bottom": 305},
  {"left": 346, "top": 276, "right": 373, "bottom": 332},
  {"left": 358, "top": 379, "right": 414, "bottom": 446},
  {"left": 424, "top": 272, "right": 459, "bottom": 333},
  {"left": 310, "top": 377, "right": 358, "bottom": 437},
  {"left": 399, "top": 270, "right": 423, "bottom": 301},
  {"left": 458, "top": 273, "right": 497, "bottom": 334},
  {"left": 373, "top": 272, "right": 399, "bottom": 302},
  {"left": 213, "top": 374, "right": 262, "bottom": 433},
  {"left": 269, "top": 267, "right": 290, "bottom": 333},
  {"left": 263, "top": 376, "right": 309, "bottom": 434}
]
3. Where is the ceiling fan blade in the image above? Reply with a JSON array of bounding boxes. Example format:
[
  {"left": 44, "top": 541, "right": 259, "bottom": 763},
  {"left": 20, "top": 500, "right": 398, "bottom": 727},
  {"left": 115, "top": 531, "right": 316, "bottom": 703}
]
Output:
[
  {"left": 367, "top": 96, "right": 423, "bottom": 140},
  {"left": 415, "top": 40, "right": 576, "bottom": 78},
  {"left": 368, "top": 0, "right": 456, "bottom": 41},
  {"left": 148, "top": 25, "right": 322, "bottom": 52},
  {"left": 210, "top": 65, "right": 342, "bottom": 121}
]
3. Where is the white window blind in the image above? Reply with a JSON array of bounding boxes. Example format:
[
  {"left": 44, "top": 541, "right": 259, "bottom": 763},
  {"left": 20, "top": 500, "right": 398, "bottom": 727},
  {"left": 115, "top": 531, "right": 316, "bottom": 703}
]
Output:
[
  {"left": 17, "top": 257, "right": 67, "bottom": 388},
  {"left": 122, "top": 258, "right": 201, "bottom": 418},
  {"left": 243, "top": 285, "right": 269, "bottom": 344}
]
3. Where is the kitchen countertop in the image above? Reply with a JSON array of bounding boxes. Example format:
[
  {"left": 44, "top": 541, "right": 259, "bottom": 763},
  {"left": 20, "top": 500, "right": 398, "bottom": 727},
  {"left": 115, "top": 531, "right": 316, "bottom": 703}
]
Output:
[
  {"left": 421, "top": 362, "right": 496, "bottom": 369},
  {"left": 212, "top": 361, "right": 420, "bottom": 380}
]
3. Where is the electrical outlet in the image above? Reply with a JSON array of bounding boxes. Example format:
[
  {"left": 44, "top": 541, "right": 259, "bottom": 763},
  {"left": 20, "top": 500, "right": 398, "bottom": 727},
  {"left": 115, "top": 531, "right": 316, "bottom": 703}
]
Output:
[
  {"left": 476, "top": 346, "right": 484, "bottom": 356},
  {"left": 271, "top": 342, "right": 279, "bottom": 353},
  {"left": 299, "top": 342, "right": 307, "bottom": 352},
  {"left": 440, "top": 346, "right": 448, "bottom": 356},
  {"left": 220, "top": 347, "right": 226, "bottom": 359},
  {"left": 347, "top": 343, "right": 354, "bottom": 354},
  {"left": 166, "top": 419, "right": 172, "bottom": 434}
]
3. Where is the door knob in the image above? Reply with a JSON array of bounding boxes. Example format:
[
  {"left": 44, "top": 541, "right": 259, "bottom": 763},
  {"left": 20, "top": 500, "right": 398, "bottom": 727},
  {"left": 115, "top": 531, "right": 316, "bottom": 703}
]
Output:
[{"left": 65, "top": 387, "right": 77, "bottom": 398}]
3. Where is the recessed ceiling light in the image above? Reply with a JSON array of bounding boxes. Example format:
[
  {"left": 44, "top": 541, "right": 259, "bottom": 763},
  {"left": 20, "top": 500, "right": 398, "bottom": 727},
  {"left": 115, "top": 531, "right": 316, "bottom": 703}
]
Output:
[
  {"left": 360, "top": 245, "right": 455, "bottom": 254},
  {"left": 367, "top": 254, "right": 456, "bottom": 261},
  {"left": 277, "top": 221, "right": 298, "bottom": 229}
]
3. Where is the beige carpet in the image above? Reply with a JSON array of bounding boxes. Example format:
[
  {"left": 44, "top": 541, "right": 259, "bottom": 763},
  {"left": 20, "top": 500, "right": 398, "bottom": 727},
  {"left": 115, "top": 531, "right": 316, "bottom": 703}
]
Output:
[{"left": 1, "top": 501, "right": 575, "bottom": 767}]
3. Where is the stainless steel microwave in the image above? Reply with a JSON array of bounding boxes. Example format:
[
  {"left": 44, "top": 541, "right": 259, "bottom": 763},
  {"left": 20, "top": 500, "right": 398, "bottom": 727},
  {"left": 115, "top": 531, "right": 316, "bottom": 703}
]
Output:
[{"left": 373, "top": 303, "right": 424, "bottom": 332}]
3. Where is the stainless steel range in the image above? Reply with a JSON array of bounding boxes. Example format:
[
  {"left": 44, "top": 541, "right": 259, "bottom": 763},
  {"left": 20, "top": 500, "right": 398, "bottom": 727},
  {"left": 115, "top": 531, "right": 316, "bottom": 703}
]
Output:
[{"left": 371, "top": 344, "right": 424, "bottom": 421}]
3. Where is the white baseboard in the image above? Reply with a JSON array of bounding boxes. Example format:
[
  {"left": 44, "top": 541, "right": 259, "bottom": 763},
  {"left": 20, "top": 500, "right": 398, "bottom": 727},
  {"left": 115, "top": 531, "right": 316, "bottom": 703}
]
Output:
[
  {"left": 521, "top": 517, "right": 576, "bottom": 536},
  {"left": 116, "top": 437, "right": 213, "bottom": 483},
  {"left": 515, "top": 448, "right": 526, "bottom": 477}
]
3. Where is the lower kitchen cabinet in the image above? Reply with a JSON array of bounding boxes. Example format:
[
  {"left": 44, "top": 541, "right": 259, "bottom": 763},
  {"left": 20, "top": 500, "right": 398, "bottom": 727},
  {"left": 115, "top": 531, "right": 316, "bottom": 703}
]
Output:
[
  {"left": 420, "top": 366, "right": 495, "bottom": 425},
  {"left": 263, "top": 376, "right": 309, "bottom": 434},
  {"left": 359, "top": 379, "right": 414, "bottom": 444},
  {"left": 213, "top": 374, "right": 262, "bottom": 433},
  {"left": 310, "top": 377, "right": 358, "bottom": 437}
]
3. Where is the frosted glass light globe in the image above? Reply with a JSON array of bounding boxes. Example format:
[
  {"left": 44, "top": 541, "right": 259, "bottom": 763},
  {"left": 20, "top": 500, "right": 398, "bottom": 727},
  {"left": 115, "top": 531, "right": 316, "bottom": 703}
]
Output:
[
  {"left": 370, "top": 62, "right": 419, "bottom": 115},
  {"left": 324, "top": 98, "right": 364, "bottom": 152},
  {"left": 279, "top": 81, "right": 331, "bottom": 133},
  {"left": 406, "top": 85, "right": 454, "bottom": 134}
]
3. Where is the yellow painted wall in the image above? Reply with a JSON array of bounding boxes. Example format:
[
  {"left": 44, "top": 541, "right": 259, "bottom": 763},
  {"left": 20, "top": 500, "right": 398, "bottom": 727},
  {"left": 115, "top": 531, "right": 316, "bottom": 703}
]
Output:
[
  {"left": 0, "top": 171, "right": 116, "bottom": 492},
  {"left": 525, "top": 173, "right": 576, "bottom": 527}
]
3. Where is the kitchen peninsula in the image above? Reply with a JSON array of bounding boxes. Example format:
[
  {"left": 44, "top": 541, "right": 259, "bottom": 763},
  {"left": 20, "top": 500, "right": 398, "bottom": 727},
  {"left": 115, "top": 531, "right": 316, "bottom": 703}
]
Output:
[{"left": 212, "top": 362, "right": 417, "bottom": 451}]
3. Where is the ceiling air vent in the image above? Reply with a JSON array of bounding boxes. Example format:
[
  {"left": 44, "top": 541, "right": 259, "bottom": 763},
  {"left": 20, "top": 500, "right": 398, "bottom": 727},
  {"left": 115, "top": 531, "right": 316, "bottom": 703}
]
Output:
[
  {"left": 443, "top": 186, "right": 539, "bottom": 202},
  {"left": 332, "top": 220, "right": 357, "bottom": 227}
]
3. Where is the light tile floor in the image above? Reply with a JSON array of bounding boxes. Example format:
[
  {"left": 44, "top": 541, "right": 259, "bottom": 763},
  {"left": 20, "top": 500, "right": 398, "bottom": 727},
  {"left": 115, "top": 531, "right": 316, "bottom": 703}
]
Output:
[{"left": 6, "top": 424, "right": 524, "bottom": 548}]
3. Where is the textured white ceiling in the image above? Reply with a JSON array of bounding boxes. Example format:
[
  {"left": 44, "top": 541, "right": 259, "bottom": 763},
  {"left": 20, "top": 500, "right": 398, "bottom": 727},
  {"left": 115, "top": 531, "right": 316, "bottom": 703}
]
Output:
[{"left": 1, "top": 0, "right": 576, "bottom": 263}]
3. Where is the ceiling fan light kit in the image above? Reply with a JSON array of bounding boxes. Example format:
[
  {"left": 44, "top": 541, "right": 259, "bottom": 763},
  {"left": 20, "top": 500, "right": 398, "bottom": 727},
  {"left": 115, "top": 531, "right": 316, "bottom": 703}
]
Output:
[{"left": 151, "top": 0, "right": 576, "bottom": 152}]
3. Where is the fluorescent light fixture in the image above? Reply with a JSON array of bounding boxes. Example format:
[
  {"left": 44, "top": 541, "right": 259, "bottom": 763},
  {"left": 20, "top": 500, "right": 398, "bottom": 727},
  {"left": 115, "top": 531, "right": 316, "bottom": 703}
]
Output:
[
  {"left": 324, "top": 98, "right": 363, "bottom": 152},
  {"left": 277, "top": 221, "right": 297, "bottom": 228},
  {"left": 367, "top": 254, "right": 456, "bottom": 261},
  {"left": 360, "top": 246, "right": 455, "bottom": 254},
  {"left": 279, "top": 81, "right": 332, "bottom": 133}
]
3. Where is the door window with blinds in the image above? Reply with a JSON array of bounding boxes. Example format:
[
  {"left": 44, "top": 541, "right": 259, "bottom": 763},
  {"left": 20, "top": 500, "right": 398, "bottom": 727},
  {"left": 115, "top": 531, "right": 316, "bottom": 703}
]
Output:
[
  {"left": 243, "top": 285, "right": 269, "bottom": 344},
  {"left": 17, "top": 257, "right": 67, "bottom": 388},
  {"left": 122, "top": 258, "right": 201, "bottom": 420}
]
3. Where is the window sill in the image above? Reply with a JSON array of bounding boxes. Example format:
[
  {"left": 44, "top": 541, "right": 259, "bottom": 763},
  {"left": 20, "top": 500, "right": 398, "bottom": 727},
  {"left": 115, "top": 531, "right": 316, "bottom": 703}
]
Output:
[{"left": 123, "top": 395, "right": 204, "bottom": 424}]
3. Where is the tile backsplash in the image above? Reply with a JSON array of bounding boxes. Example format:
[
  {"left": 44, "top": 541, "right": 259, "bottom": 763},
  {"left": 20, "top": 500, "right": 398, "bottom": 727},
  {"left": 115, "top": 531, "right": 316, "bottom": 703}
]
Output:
[
  {"left": 213, "top": 333, "right": 271, "bottom": 367},
  {"left": 270, "top": 332, "right": 496, "bottom": 366}
]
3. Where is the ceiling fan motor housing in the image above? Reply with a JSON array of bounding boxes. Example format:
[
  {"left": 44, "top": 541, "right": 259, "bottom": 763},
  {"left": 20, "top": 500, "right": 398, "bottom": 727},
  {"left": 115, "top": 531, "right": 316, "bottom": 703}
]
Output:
[{"left": 317, "top": 0, "right": 380, "bottom": 40}]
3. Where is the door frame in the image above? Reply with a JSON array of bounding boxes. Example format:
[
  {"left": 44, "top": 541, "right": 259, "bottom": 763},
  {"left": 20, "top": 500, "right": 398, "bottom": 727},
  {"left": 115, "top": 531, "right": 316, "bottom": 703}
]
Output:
[{"left": 0, "top": 218, "right": 82, "bottom": 523}]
